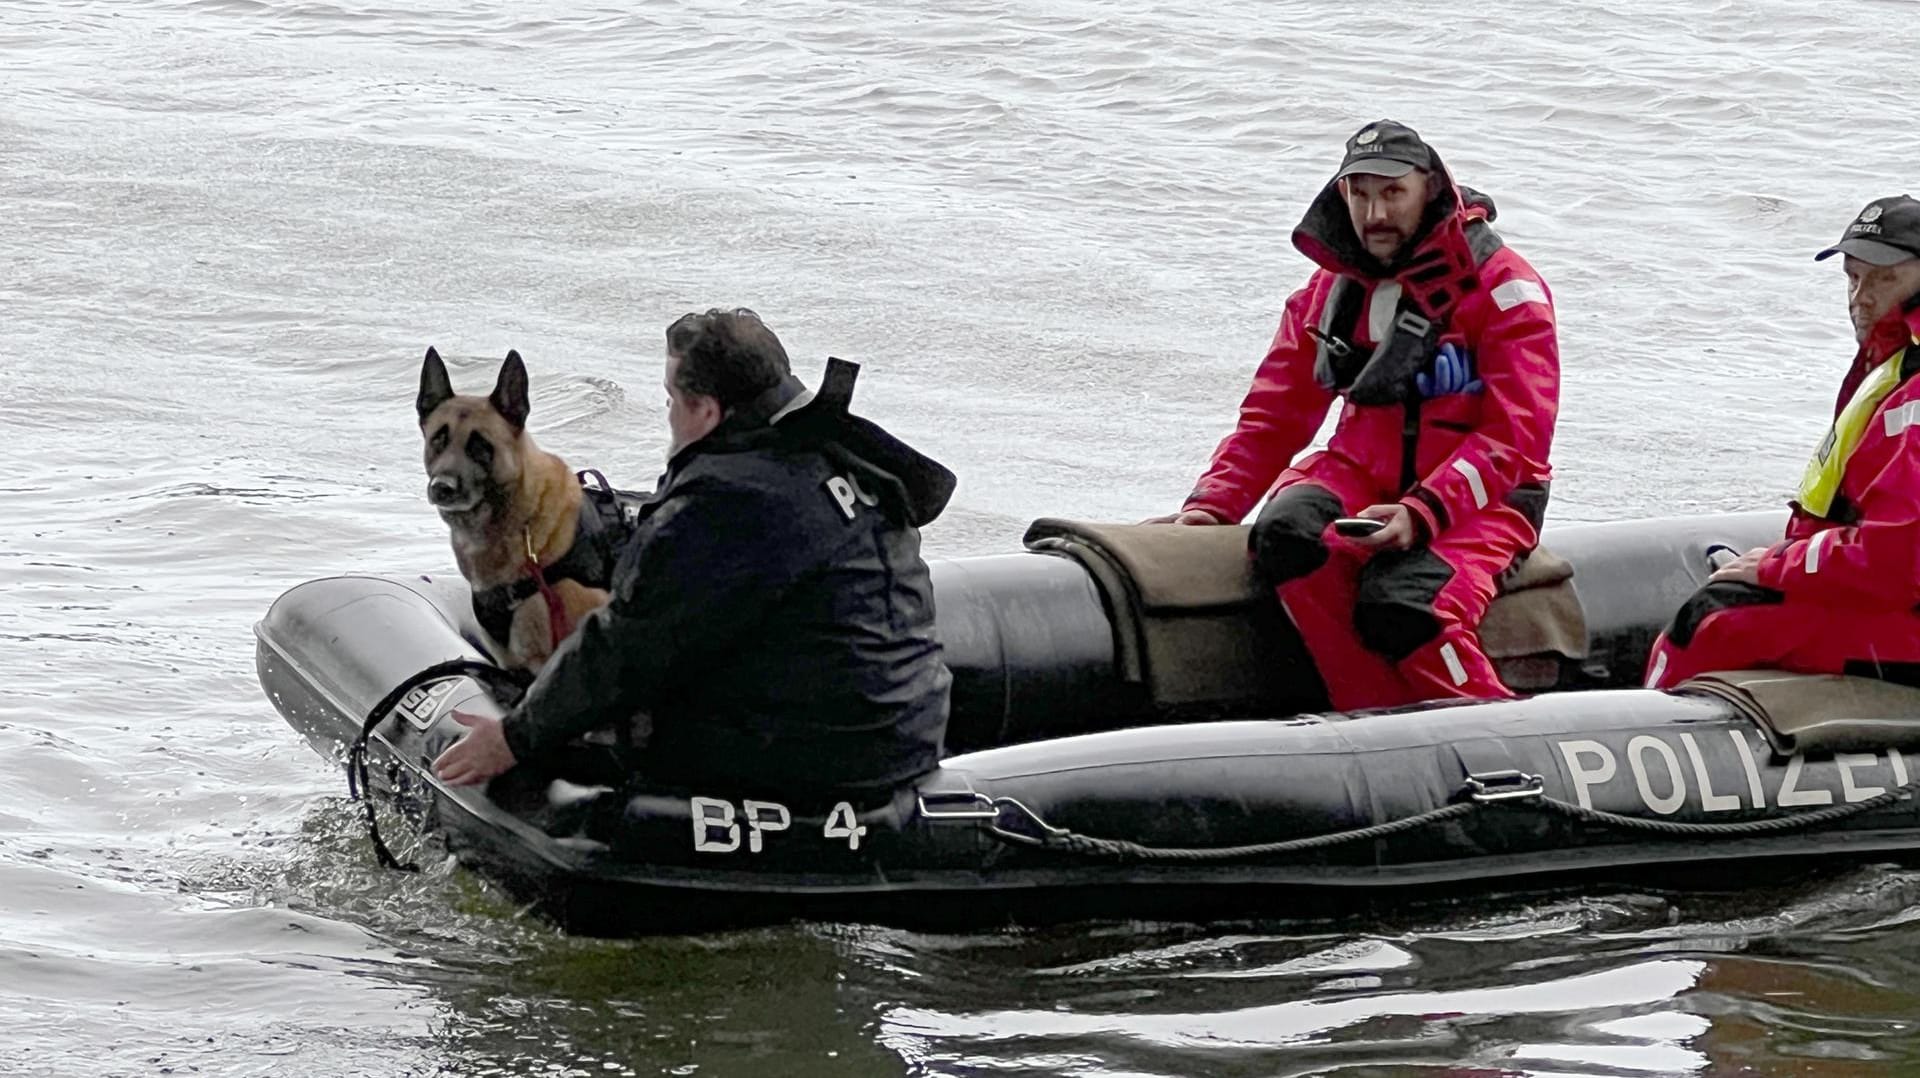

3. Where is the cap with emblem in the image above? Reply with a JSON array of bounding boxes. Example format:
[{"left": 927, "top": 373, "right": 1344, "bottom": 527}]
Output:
[
  {"left": 1334, "top": 119, "right": 1435, "bottom": 181},
  {"left": 1815, "top": 195, "right": 1920, "bottom": 266}
]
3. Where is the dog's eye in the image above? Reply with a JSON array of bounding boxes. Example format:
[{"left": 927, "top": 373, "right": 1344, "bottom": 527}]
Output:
[
  {"left": 429, "top": 426, "right": 450, "bottom": 455},
  {"left": 465, "top": 432, "right": 494, "bottom": 468}
]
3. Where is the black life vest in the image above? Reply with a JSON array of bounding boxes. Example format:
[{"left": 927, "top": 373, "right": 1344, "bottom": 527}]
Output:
[{"left": 1306, "top": 216, "right": 1506, "bottom": 491}]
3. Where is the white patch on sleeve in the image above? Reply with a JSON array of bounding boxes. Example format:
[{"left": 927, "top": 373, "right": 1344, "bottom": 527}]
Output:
[
  {"left": 1440, "top": 643, "right": 1469, "bottom": 686},
  {"left": 1450, "top": 459, "right": 1489, "bottom": 509},
  {"left": 1645, "top": 650, "right": 1668, "bottom": 689},
  {"left": 1883, "top": 400, "right": 1920, "bottom": 438},
  {"left": 1804, "top": 528, "right": 1834, "bottom": 575},
  {"left": 1490, "top": 278, "right": 1549, "bottom": 312}
]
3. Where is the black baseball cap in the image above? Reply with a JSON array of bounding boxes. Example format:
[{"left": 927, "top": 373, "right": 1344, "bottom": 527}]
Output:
[
  {"left": 1815, "top": 195, "right": 1920, "bottom": 266},
  {"left": 1334, "top": 120, "right": 1435, "bottom": 180}
]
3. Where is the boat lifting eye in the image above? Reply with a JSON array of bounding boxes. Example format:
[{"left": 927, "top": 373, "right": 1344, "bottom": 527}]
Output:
[
  {"left": 916, "top": 791, "right": 998, "bottom": 821},
  {"left": 1464, "top": 770, "right": 1546, "bottom": 803}
]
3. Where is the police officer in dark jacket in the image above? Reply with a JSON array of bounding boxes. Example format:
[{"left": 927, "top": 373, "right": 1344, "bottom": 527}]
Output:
[{"left": 433, "top": 308, "right": 954, "bottom": 803}]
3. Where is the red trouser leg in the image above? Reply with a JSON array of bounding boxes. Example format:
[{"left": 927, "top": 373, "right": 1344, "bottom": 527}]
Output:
[
  {"left": 1252, "top": 466, "right": 1413, "bottom": 711},
  {"left": 1645, "top": 585, "right": 1920, "bottom": 688},
  {"left": 1279, "top": 546, "right": 1416, "bottom": 710},
  {"left": 1351, "top": 506, "right": 1537, "bottom": 706}
]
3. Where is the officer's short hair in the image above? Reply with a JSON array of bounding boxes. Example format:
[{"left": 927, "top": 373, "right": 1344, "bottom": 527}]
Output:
[{"left": 666, "top": 308, "right": 791, "bottom": 409}]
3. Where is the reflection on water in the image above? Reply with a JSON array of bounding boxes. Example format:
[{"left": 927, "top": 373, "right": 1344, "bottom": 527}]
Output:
[{"left": 856, "top": 873, "right": 1920, "bottom": 1075}]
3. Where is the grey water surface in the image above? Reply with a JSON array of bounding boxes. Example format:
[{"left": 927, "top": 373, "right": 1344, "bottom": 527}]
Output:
[{"left": 6, "top": 1, "right": 1919, "bottom": 1074}]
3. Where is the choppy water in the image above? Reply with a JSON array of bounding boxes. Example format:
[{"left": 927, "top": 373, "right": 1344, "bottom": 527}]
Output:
[{"left": 6, "top": 0, "right": 1920, "bottom": 1074}]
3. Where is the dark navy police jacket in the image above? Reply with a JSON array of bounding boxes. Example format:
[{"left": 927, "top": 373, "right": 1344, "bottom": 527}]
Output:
[{"left": 501, "top": 360, "right": 955, "bottom": 803}]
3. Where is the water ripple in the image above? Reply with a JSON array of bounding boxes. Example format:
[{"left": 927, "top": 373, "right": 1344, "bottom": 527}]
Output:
[{"left": 4, "top": 0, "right": 1915, "bottom": 1071}]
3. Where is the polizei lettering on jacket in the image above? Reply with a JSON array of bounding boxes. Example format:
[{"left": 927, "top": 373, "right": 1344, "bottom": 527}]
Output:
[
  {"left": 824, "top": 471, "right": 879, "bottom": 520},
  {"left": 1554, "top": 732, "right": 1908, "bottom": 815}
]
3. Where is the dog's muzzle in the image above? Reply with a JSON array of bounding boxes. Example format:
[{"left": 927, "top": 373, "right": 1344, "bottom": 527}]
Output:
[{"left": 427, "top": 475, "right": 480, "bottom": 512}]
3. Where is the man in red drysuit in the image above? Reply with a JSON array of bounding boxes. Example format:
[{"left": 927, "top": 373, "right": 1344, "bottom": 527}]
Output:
[
  {"left": 1646, "top": 195, "right": 1920, "bottom": 689},
  {"left": 1147, "top": 120, "right": 1559, "bottom": 710}
]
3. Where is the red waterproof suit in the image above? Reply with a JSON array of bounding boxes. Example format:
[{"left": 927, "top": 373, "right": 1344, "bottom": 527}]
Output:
[
  {"left": 1184, "top": 157, "right": 1559, "bottom": 710},
  {"left": 1647, "top": 303, "right": 1920, "bottom": 689}
]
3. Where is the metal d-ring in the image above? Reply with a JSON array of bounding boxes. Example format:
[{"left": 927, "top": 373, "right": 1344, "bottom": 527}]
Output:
[
  {"left": 1465, "top": 770, "right": 1546, "bottom": 803},
  {"left": 916, "top": 791, "right": 999, "bottom": 822}
]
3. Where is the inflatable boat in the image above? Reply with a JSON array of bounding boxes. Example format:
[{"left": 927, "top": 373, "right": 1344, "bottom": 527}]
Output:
[{"left": 255, "top": 512, "right": 1920, "bottom": 936}]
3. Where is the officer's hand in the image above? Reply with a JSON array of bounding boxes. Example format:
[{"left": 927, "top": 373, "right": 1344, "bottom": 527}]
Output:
[
  {"left": 1140, "top": 509, "right": 1227, "bottom": 526},
  {"left": 432, "top": 710, "right": 518, "bottom": 786},
  {"left": 1414, "top": 343, "right": 1483, "bottom": 398},
  {"left": 1708, "top": 546, "right": 1770, "bottom": 585},
  {"left": 1347, "top": 504, "right": 1417, "bottom": 551}
]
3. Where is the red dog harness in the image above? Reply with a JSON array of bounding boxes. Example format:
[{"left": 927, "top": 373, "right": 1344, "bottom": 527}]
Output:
[{"left": 523, "top": 525, "right": 573, "bottom": 652}]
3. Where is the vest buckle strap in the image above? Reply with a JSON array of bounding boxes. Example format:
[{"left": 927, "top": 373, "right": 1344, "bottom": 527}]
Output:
[
  {"left": 1306, "top": 325, "right": 1354, "bottom": 359},
  {"left": 1347, "top": 307, "right": 1445, "bottom": 407},
  {"left": 1393, "top": 309, "right": 1433, "bottom": 339}
]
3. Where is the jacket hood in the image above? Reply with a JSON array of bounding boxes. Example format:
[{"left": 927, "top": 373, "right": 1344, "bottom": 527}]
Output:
[
  {"left": 680, "top": 359, "right": 956, "bottom": 527},
  {"left": 779, "top": 358, "right": 957, "bottom": 527},
  {"left": 1835, "top": 296, "right": 1920, "bottom": 415},
  {"left": 1291, "top": 146, "right": 1494, "bottom": 320}
]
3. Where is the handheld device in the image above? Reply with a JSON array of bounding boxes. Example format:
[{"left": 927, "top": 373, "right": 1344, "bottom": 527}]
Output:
[
  {"left": 1705, "top": 544, "right": 1740, "bottom": 572},
  {"left": 1332, "top": 517, "right": 1387, "bottom": 538}
]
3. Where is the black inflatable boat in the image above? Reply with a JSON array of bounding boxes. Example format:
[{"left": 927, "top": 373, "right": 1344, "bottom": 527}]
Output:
[{"left": 255, "top": 512, "right": 1920, "bottom": 935}]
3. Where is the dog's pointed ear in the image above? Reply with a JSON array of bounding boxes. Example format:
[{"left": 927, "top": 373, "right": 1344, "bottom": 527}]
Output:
[
  {"left": 491, "top": 349, "right": 530, "bottom": 431},
  {"left": 418, "top": 346, "right": 454, "bottom": 425}
]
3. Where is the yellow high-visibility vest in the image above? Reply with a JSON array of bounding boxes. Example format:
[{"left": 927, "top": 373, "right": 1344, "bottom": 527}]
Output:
[{"left": 1797, "top": 348, "right": 1913, "bottom": 518}]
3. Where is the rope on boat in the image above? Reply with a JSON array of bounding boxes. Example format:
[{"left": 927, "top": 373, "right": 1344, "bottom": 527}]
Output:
[
  {"left": 1535, "top": 780, "right": 1920, "bottom": 837},
  {"left": 348, "top": 659, "right": 529, "bottom": 872},
  {"left": 1024, "top": 801, "right": 1479, "bottom": 862},
  {"left": 347, "top": 670, "right": 1920, "bottom": 871},
  {"left": 984, "top": 772, "right": 1920, "bottom": 863}
]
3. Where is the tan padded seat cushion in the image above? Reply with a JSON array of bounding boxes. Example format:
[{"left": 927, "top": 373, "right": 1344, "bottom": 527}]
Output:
[
  {"left": 1022, "top": 519, "right": 1588, "bottom": 704},
  {"left": 1022, "top": 520, "right": 1584, "bottom": 658},
  {"left": 1679, "top": 670, "right": 1920, "bottom": 756},
  {"left": 1481, "top": 546, "right": 1585, "bottom": 661},
  {"left": 1024, "top": 521, "right": 1261, "bottom": 611}
]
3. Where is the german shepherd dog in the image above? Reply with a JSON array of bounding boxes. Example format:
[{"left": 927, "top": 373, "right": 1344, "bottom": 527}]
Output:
[{"left": 417, "top": 347, "right": 610, "bottom": 672}]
